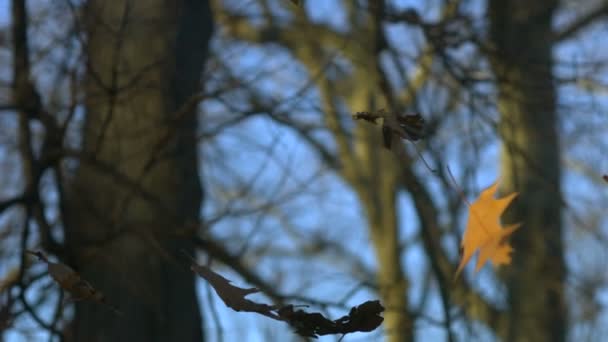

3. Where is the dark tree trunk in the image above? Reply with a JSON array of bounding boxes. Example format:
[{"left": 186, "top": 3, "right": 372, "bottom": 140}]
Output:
[
  {"left": 488, "top": 1, "right": 566, "bottom": 340},
  {"left": 64, "top": 1, "right": 213, "bottom": 341}
]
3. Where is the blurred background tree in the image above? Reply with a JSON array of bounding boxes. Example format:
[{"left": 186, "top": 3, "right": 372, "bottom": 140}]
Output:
[{"left": 1, "top": 0, "right": 608, "bottom": 341}]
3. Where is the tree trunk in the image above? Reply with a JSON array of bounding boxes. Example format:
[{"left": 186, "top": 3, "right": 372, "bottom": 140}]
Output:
[
  {"left": 64, "top": 1, "right": 213, "bottom": 341},
  {"left": 488, "top": 1, "right": 566, "bottom": 340},
  {"left": 346, "top": 78, "right": 412, "bottom": 342}
]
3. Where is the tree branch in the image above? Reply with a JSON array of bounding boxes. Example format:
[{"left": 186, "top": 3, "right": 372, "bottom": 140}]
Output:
[
  {"left": 554, "top": 3, "right": 608, "bottom": 42},
  {"left": 395, "top": 144, "right": 507, "bottom": 335}
]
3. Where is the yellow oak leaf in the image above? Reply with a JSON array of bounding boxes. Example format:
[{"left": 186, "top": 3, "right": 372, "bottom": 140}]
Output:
[{"left": 454, "top": 180, "right": 520, "bottom": 279}]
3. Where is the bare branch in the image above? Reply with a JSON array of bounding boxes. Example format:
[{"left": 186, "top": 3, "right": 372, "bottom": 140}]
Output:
[{"left": 554, "top": 3, "right": 608, "bottom": 42}]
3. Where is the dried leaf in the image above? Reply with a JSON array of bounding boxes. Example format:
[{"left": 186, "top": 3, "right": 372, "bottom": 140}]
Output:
[
  {"left": 278, "top": 300, "right": 384, "bottom": 338},
  {"left": 278, "top": 305, "right": 338, "bottom": 338},
  {"left": 339, "top": 300, "right": 384, "bottom": 332},
  {"left": 353, "top": 111, "right": 381, "bottom": 124},
  {"left": 184, "top": 252, "right": 279, "bottom": 319},
  {"left": 395, "top": 113, "right": 425, "bottom": 141},
  {"left": 382, "top": 124, "right": 393, "bottom": 149},
  {"left": 455, "top": 181, "right": 520, "bottom": 278},
  {"left": 353, "top": 109, "right": 425, "bottom": 149},
  {"left": 27, "top": 251, "right": 122, "bottom": 315},
  {"left": 184, "top": 252, "right": 383, "bottom": 338}
]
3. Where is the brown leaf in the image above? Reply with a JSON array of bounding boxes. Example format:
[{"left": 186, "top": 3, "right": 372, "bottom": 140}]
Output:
[
  {"left": 184, "top": 252, "right": 384, "bottom": 338},
  {"left": 395, "top": 113, "right": 425, "bottom": 141},
  {"left": 184, "top": 252, "right": 279, "bottom": 319},
  {"left": 278, "top": 300, "right": 384, "bottom": 338},
  {"left": 278, "top": 305, "right": 339, "bottom": 338},
  {"left": 353, "top": 111, "right": 381, "bottom": 124},
  {"left": 354, "top": 109, "right": 425, "bottom": 149},
  {"left": 382, "top": 125, "right": 393, "bottom": 149},
  {"left": 339, "top": 300, "right": 384, "bottom": 332},
  {"left": 455, "top": 181, "right": 520, "bottom": 278},
  {"left": 27, "top": 251, "right": 122, "bottom": 315}
]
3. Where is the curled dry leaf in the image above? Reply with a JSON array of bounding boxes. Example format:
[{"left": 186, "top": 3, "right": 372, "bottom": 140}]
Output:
[
  {"left": 455, "top": 181, "right": 520, "bottom": 279},
  {"left": 26, "top": 251, "right": 122, "bottom": 315},
  {"left": 352, "top": 111, "right": 381, "bottom": 124},
  {"left": 278, "top": 300, "right": 384, "bottom": 338},
  {"left": 339, "top": 300, "right": 385, "bottom": 332},
  {"left": 182, "top": 251, "right": 279, "bottom": 319},
  {"left": 353, "top": 109, "right": 425, "bottom": 149},
  {"left": 184, "top": 252, "right": 384, "bottom": 338}
]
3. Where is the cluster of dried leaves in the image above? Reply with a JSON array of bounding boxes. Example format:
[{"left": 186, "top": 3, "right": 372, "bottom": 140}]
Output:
[
  {"left": 353, "top": 109, "right": 425, "bottom": 149},
  {"left": 25, "top": 250, "right": 383, "bottom": 339},
  {"left": 278, "top": 301, "right": 384, "bottom": 338},
  {"left": 183, "top": 252, "right": 384, "bottom": 339}
]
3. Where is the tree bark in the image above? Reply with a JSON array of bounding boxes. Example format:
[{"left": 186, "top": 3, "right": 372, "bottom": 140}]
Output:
[
  {"left": 348, "top": 87, "right": 412, "bottom": 342},
  {"left": 64, "top": 1, "right": 213, "bottom": 341},
  {"left": 488, "top": 1, "right": 566, "bottom": 340},
  {"left": 340, "top": 38, "right": 412, "bottom": 339}
]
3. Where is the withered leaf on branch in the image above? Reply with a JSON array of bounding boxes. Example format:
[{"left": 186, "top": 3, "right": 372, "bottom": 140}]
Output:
[
  {"left": 394, "top": 113, "right": 425, "bottom": 141},
  {"left": 353, "top": 109, "right": 425, "bottom": 149},
  {"left": 278, "top": 300, "right": 385, "bottom": 338},
  {"left": 183, "top": 252, "right": 280, "bottom": 319},
  {"left": 352, "top": 111, "right": 381, "bottom": 124},
  {"left": 26, "top": 251, "right": 122, "bottom": 315},
  {"left": 336, "top": 300, "right": 385, "bottom": 333},
  {"left": 184, "top": 252, "right": 384, "bottom": 338}
]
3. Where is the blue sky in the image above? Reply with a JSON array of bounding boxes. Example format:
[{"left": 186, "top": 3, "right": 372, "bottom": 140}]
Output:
[{"left": 1, "top": 0, "right": 608, "bottom": 341}]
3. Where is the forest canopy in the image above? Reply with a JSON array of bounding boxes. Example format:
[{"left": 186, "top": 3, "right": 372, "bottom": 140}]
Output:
[{"left": 1, "top": 0, "right": 608, "bottom": 341}]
